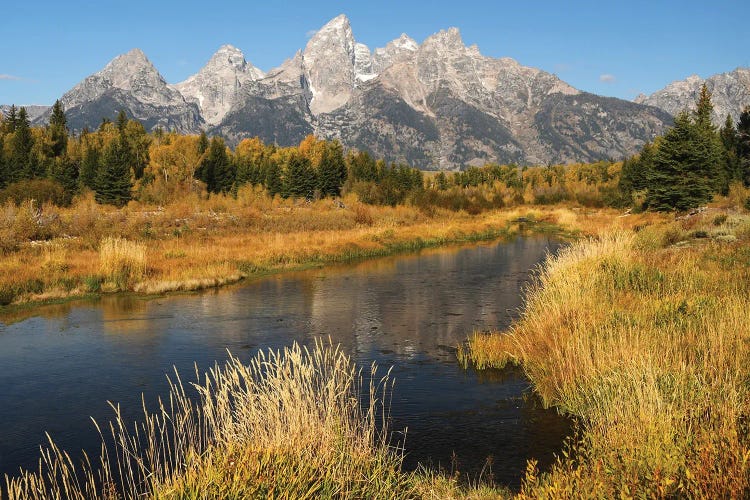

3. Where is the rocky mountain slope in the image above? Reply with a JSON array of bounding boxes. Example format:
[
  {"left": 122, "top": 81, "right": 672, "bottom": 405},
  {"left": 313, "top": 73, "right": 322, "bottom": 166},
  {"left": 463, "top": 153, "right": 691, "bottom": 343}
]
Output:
[
  {"left": 35, "top": 48, "right": 203, "bottom": 133},
  {"left": 174, "top": 44, "right": 265, "bottom": 126},
  {"left": 0, "top": 104, "right": 51, "bottom": 122},
  {"left": 635, "top": 67, "right": 750, "bottom": 125},
  {"left": 22, "top": 15, "right": 680, "bottom": 168}
]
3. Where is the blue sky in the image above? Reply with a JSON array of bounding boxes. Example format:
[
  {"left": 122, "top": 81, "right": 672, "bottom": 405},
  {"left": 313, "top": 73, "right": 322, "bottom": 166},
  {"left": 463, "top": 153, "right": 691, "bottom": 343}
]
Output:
[{"left": 2, "top": 0, "right": 748, "bottom": 105}]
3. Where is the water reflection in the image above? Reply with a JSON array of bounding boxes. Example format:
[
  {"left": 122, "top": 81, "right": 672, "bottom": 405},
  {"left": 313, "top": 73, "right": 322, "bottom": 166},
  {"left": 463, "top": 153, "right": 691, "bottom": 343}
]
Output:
[{"left": 0, "top": 237, "right": 568, "bottom": 488}]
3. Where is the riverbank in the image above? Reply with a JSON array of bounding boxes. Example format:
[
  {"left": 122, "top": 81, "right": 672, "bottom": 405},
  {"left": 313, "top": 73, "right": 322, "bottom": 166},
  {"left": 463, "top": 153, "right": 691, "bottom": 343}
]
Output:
[
  {"left": 461, "top": 206, "right": 750, "bottom": 497},
  {"left": 0, "top": 192, "right": 631, "bottom": 313}
]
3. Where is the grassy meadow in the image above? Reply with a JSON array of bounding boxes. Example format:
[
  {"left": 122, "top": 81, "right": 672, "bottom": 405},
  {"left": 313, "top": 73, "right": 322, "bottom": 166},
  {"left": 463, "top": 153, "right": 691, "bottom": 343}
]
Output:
[
  {"left": 461, "top": 193, "right": 750, "bottom": 497},
  {"left": 0, "top": 187, "right": 575, "bottom": 309},
  {"left": 3, "top": 179, "right": 750, "bottom": 497}
]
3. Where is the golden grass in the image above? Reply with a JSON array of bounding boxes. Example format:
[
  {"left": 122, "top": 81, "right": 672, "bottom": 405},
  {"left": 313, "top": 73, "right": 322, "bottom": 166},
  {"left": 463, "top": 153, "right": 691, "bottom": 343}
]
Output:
[
  {"left": 98, "top": 237, "right": 146, "bottom": 291},
  {"left": 463, "top": 208, "right": 750, "bottom": 497},
  {"left": 4, "top": 341, "right": 415, "bottom": 499},
  {"left": 0, "top": 188, "right": 577, "bottom": 307}
]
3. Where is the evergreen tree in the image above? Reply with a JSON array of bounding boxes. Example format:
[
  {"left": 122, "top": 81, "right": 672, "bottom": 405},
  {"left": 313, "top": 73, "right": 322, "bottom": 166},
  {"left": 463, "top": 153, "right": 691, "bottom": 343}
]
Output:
[
  {"left": 48, "top": 100, "right": 68, "bottom": 157},
  {"left": 80, "top": 137, "right": 101, "bottom": 191},
  {"left": 720, "top": 114, "right": 740, "bottom": 182},
  {"left": 619, "top": 142, "right": 655, "bottom": 201},
  {"left": 347, "top": 151, "right": 378, "bottom": 182},
  {"left": 197, "top": 131, "right": 209, "bottom": 155},
  {"left": 0, "top": 134, "right": 6, "bottom": 189},
  {"left": 116, "top": 110, "right": 128, "bottom": 134},
  {"left": 435, "top": 171, "right": 449, "bottom": 190},
  {"left": 692, "top": 84, "right": 728, "bottom": 193},
  {"left": 198, "top": 136, "right": 233, "bottom": 194},
  {"left": 51, "top": 155, "right": 79, "bottom": 205},
  {"left": 646, "top": 112, "right": 715, "bottom": 211},
  {"left": 316, "top": 141, "right": 347, "bottom": 197},
  {"left": 693, "top": 84, "right": 715, "bottom": 130},
  {"left": 5, "top": 105, "right": 18, "bottom": 133},
  {"left": 264, "top": 158, "right": 283, "bottom": 197},
  {"left": 737, "top": 107, "right": 750, "bottom": 186},
  {"left": 282, "top": 152, "right": 316, "bottom": 199},
  {"left": 10, "top": 107, "right": 35, "bottom": 181},
  {"left": 96, "top": 136, "right": 132, "bottom": 206}
]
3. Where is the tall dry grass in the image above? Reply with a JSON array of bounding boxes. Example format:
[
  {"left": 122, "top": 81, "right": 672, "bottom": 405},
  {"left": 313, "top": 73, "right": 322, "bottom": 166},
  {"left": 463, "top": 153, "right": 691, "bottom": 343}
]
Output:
[
  {"left": 4, "top": 341, "right": 415, "bottom": 499},
  {"left": 0, "top": 186, "right": 564, "bottom": 307},
  {"left": 464, "top": 212, "right": 750, "bottom": 497},
  {"left": 98, "top": 237, "right": 146, "bottom": 291}
]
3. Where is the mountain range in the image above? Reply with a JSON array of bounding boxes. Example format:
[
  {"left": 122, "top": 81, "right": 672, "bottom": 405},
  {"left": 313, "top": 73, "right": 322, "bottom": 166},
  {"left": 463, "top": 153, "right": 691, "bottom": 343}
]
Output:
[{"left": 4, "top": 15, "right": 749, "bottom": 169}]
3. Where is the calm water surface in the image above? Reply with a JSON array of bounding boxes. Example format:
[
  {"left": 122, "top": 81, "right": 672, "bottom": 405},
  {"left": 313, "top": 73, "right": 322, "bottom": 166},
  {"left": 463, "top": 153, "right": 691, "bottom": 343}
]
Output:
[{"left": 0, "top": 237, "right": 570, "bottom": 487}]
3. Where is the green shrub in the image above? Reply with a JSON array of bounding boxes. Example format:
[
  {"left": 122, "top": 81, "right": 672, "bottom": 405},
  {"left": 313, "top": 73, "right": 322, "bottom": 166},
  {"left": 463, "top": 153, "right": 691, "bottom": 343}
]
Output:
[{"left": 0, "top": 179, "right": 68, "bottom": 207}]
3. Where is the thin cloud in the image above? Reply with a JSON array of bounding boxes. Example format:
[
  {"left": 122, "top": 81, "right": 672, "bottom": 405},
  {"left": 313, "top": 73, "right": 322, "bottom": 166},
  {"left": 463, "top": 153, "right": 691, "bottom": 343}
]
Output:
[
  {"left": 305, "top": 29, "right": 318, "bottom": 39},
  {"left": 554, "top": 63, "right": 572, "bottom": 73},
  {"left": 600, "top": 74, "right": 616, "bottom": 83},
  {"left": 0, "top": 74, "right": 24, "bottom": 81}
]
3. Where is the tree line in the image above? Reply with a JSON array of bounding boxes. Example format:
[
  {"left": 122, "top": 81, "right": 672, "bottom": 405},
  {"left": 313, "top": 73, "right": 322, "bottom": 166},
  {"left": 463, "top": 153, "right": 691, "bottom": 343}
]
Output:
[
  {"left": 0, "top": 104, "right": 429, "bottom": 208},
  {"left": 619, "top": 85, "right": 750, "bottom": 211},
  {"left": 1, "top": 88, "right": 749, "bottom": 212}
]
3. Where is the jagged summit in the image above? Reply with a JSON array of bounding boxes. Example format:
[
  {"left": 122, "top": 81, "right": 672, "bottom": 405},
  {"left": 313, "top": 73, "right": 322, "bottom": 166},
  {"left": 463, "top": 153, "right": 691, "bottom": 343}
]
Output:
[
  {"left": 302, "top": 14, "right": 359, "bottom": 114},
  {"left": 42, "top": 47, "right": 202, "bottom": 133},
  {"left": 635, "top": 67, "right": 750, "bottom": 124},
  {"left": 32, "top": 14, "right": 681, "bottom": 168},
  {"left": 175, "top": 44, "right": 265, "bottom": 125},
  {"left": 423, "top": 27, "right": 464, "bottom": 48},
  {"left": 60, "top": 47, "right": 179, "bottom": 107}
]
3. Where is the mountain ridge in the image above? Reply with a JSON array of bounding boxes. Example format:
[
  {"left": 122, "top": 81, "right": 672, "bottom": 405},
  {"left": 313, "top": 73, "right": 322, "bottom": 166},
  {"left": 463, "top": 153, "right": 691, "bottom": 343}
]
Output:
[
  {"left": 634, "top": 67, "right": 750, "bottom": 125},
  {"left": 7, "top": 15, "right": 694, "bottom": 168}
]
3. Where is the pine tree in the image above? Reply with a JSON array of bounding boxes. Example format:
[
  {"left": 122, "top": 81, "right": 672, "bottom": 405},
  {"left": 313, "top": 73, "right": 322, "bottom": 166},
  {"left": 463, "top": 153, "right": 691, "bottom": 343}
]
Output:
[
  {"left": 692, "top": 84, "right": 728, "bottom": 193},
  {"left": 197, "top": 131, "right": 209, "bottom": 155},
  {"left": 96, "top": 135, "right": 132, "bottom": 206},
  {"left": 51, "top": 155, "right": 79, "bottom": 205},
  {"left": 116, "top": 110, "right": 128, "bottom": 133},
  {"left": 435, "top": 171, "right": 448, "bottom": 190},
  {"left": 316, "top": 141, "right": 347, "bottom": 197},
  {"left": 198, "top": 136, "right": 233, "bottom": 194},
  {"left": 737, "top": 106, "right": 750, "bottom": 187},
  {"left": 720, "top": 114, "right": 740, "bottom": 182},
  {"left": 282, "top": 152, "right": 316, "bottom": 199},
  {"left": 48, "top": 100, "right": 68, "bottom": 157},
  {"left": 5, "top": 105, "right": 18, "bottom": 133},
  {"left": 79, "top": 136, "right": 101, "bottom": 191},
  {"left": 10, "top": 107, "right": 35, "bottom": 181},
  {"left": 264, "top": 158, "right": 283, "bottom": 197},
  {"left": 0, "top": 134, "right": 6, "bottom": 189},
  {"left": 646, "top": 112, "right": 715, "bottom": 211}
]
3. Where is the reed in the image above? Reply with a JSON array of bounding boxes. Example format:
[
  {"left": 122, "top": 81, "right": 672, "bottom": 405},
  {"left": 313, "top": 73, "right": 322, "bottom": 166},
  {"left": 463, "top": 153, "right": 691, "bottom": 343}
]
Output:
[
  {"left": 463, "top": 211, "right": 750, "bottom": 497},
  {"left": 4, "top": 341, "right": 415, "bottom": 499},
  {"left": 98, "top": 237, "right": 146, "bottom": 290}
]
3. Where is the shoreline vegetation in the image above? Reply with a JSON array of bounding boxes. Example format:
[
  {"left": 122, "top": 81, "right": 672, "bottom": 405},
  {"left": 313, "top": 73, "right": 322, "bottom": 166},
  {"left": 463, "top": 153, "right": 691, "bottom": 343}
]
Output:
[
  {"left": 3, "top": 92, "right": 750, "bottom": 497},
  {"left": 4, "top": 342, "right": 418, "bottom": 499},
  {"left": 1, "top": 198, "right": 577, "bottom": 313},
  {"left": 461, "top": 206, "right": 750, "bottom": 497}
]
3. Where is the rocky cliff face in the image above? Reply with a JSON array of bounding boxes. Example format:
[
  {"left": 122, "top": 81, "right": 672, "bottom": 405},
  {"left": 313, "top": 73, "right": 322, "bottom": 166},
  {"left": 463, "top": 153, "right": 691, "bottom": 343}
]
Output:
[
  {"left": 174, "top": 45, "right": 265, "bottom": 126},
  {"left": 34, "top": 48, "right": 203, "bottom": 132},
  {"left": 315, "top": 25, "right": 670, "bottom": 167},
  {"left": 28, "top": 14, "right": 681, "bottom": 168},
  {"left": 635, "top": 68, "right": 750, "bottom": 125},
  {"left": 0, "top": 104, "right": 51, "bottom": 122}
]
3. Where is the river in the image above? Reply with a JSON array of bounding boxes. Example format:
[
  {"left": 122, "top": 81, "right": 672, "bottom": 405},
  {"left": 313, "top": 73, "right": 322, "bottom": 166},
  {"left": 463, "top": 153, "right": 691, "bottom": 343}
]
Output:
[{"left": 0, "top": 236, "right": 570, "bottom": 488}]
